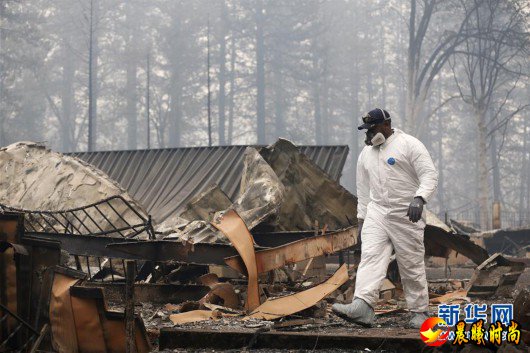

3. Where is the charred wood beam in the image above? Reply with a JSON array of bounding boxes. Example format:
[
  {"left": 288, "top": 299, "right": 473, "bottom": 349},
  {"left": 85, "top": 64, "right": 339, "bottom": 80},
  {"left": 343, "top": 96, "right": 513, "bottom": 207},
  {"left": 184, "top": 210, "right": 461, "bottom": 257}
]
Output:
[
  {"left": 424, "top": 225, "right": 489, "bottom": 265},
  {"left": 23, "top": 234, "right": 238, "bottom": 265},
  {"left": 23, "top": 233, "right": 145, "bottom": 259},
  {"left": 159, "top": 327, "right": 427, "bottom": 352},
  {"left": 106, "top": 240, "right": 238, "bottom": 264},
  {"left": 80, "top": 282, "right": 210, "bottom": 303}
]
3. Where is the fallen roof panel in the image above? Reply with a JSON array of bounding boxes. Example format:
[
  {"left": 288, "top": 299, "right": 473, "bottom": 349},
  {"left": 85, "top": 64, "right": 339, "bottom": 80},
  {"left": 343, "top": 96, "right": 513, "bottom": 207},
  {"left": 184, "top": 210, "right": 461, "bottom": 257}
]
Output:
[{"left": 70, "top": 145, "right": 349, "bottom": 224}]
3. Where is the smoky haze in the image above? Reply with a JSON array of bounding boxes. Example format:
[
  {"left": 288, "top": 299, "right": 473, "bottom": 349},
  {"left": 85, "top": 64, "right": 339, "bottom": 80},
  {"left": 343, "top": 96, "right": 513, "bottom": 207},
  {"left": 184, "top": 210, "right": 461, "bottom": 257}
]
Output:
[{"left": 1, "top": 0, "right": 529, "bottom": 229}]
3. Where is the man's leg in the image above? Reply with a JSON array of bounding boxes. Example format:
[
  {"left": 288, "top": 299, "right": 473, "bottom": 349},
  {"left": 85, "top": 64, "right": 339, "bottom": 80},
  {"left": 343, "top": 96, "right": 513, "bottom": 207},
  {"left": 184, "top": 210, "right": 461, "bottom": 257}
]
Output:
[
  {"left": 388, "top": 218, "right": 429, "bottom": 327},
  {"left": 332, "top": 212, "right": 393, "bottom": 326},
  {"left": 354, "top": 214, "right": 394, "bottom": 307}
]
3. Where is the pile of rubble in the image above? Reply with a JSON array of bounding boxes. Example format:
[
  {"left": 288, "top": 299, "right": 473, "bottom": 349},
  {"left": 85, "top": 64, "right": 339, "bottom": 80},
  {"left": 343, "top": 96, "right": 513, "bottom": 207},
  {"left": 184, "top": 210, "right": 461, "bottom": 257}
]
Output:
[{"left": 1, "top": 140, "right": 528, "bottom": 352}]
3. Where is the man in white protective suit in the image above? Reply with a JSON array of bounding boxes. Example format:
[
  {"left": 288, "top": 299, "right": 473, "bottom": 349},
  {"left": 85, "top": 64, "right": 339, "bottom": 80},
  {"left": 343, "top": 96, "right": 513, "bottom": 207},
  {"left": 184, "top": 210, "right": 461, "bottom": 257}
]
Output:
[{"left": 332, "top": 108, "right": 438, "bottom": 329}]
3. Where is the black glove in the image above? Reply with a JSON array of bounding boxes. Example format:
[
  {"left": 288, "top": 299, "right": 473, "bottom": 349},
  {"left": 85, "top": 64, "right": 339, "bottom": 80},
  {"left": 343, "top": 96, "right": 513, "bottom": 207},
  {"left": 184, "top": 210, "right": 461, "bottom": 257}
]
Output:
[{"left": 407, "top": 197, "right": 425, "bottom": 223}]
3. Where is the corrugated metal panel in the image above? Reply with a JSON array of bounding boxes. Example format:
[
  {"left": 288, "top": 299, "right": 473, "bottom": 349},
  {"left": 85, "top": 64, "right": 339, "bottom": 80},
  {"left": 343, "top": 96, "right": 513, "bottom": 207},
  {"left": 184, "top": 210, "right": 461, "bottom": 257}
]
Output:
[{"left": 71, "top": 145, "right": 349, "bottom": 224}]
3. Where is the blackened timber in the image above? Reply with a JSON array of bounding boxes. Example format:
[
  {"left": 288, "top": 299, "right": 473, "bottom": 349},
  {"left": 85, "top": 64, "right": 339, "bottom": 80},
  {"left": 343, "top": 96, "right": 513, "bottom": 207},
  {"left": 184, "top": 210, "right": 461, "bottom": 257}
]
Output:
[
  {"left": 81, "top": 282, "right": 210, "bottom": 303},
  {"left": 23, "top": 233, "right": 144, "bottom": 259},
  {"left": 125, "top": 261, "right": 136, "bottom": 353},
  {"left": 159, "top": 327, "right": 429, "bottom": 352},
  {"left": 106, "top": 240, "right": 238, "bottom": 264},
  {"left": 424, "top": 225, "right": 489, "bottom": 265},
  {"left": 23, "top": 234, "right": 238, "bottom": 265}
]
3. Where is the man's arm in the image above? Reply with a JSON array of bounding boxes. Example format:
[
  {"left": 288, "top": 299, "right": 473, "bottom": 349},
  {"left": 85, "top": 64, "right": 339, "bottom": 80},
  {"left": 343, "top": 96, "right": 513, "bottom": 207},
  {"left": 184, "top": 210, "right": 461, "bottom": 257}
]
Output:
[
  {"left": 356, "top": 149, "right": 370, "bottom": 220},
  {"left": 409, "top": 138, "right": 438, "bottom": 203}
]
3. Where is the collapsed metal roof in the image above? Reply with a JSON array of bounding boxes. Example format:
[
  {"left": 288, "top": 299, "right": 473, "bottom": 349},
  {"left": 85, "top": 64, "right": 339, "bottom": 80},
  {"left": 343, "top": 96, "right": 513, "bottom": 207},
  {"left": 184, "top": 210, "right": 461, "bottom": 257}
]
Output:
[{"left": 71, "top": 145, "right": 349, "bottom": 224}]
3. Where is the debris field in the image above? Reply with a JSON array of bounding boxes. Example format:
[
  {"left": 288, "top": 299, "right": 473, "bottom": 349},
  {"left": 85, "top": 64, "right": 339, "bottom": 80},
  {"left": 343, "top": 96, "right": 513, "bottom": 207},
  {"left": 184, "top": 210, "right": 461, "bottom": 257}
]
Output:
[{"left": 0, "top": 140, "right": 528, "bottom": 352}]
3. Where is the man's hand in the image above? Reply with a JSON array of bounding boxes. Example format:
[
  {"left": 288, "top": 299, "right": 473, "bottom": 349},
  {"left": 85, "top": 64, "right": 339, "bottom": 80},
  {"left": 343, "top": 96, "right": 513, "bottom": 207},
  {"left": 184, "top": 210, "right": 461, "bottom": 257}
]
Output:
[
  {"left": 407, "top": 197, "right": 424, "bottom": 223},
  {"left": 357, "top": 219, "right": 364, "bottom": 239}
]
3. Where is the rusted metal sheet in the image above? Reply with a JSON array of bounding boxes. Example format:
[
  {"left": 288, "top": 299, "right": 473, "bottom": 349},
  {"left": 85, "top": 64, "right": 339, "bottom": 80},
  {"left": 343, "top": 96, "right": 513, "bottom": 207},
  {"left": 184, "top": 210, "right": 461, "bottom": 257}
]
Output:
[
  {"left": 225, "top": 227, "right": 357, "bottom": 275},
  {"left": 197, "top": 274, "right": 239, "bottom": 309},
  {"left": 16, "top": 237, "right": 61, "bottom": 337},
  {"left": 252, "top": 230, "right": 323, "bottom": 247},
  {"left": 49, "top": 267, "right": 151, "bottom": 353},
  {"left": 0, "top": 213, "right": 22, "bottom": 330},
  {"left": 246, "top": 264, "right": 348, "bottom": 320},
  {"left": 429, "top": 289, "right": 468, "bottom": 304},
  {"left": 169, "top": 310, "right": 221, "bottom": 325},
  {"left": 211, "top": 210, "right": 260, "bottom": 312},
  {"left": 49, "top": 270, "right": 83, "bottom": 353}
]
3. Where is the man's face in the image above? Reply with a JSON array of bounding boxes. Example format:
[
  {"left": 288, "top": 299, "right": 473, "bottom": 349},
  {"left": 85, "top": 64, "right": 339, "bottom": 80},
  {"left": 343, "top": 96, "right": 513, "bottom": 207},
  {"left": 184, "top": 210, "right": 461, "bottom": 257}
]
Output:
[
  {"left": 368, "top": 123, "right": 386, "bottom": 136},
  {"left": 364, "top": 123, "right": 386, "bottom": 145}
]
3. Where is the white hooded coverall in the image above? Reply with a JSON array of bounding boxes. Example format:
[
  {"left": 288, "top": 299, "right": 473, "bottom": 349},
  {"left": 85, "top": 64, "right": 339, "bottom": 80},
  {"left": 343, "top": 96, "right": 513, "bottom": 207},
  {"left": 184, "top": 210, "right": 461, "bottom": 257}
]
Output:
[{"left": 355, "top": 128, "right": 438, "bottom": 312}]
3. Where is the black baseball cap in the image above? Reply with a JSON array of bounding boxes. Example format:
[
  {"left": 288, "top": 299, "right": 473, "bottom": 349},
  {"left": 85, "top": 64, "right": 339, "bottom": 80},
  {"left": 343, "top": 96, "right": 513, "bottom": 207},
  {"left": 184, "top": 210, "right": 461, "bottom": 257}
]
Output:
[{"left": 358, "top": 108, "right": 391, "bottom": 130}]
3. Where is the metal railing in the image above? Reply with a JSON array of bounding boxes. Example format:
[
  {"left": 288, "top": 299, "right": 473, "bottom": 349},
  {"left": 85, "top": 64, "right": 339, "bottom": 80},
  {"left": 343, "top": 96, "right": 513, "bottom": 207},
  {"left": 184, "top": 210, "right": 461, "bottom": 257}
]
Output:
[
  {"left": 0, "top": 196, "right": 156, "bottom": 283},
  {"left": 443, "top": 208, "right": 530, "bottom": 230},
  {"left": 0, "top": 303, "right": 40, "bottom": 353},
  {"left": 0, "top": 195, "right": 155, "bottom": 239}
]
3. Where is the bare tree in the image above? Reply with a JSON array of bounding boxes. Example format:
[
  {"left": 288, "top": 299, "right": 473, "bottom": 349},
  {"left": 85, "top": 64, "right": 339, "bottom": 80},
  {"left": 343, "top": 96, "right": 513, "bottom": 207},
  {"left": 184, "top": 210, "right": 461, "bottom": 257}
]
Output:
[
  {"left": 405, "top": 0, "right": 480, "bottom": 135},
  {"left": 87, "top": 0, "right": 99, "bottom": 151},
  {"left": 255, "top": 0, "right": 266, "bottom": 144},
  {"left": 124, "top": 0, "right": 139, "bottom": 150},
  {"left": 217, "top": 0, "right": 228, "bottom": 145},
  {"left": 450, "top": 0, "right": 529, "bottom": 228}
]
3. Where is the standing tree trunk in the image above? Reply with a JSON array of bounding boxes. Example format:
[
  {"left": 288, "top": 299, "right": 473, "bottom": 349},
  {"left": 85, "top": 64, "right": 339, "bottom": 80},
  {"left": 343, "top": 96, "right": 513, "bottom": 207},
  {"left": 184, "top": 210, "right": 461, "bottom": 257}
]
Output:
[
  {"left": 168, "top": 18, "right": 182, "bottom": 147},
  {"left": 168, "top": 73, "right": 182, "bottom": 147},
  {"left": 380, "top": 25, "right": 386, "bottom": 107},
  {"left": 61, "top": 44, "right": 75, "bottom": 152},
  {"left": 349, "top": 4, "right": 360, "bottom": 189},
  {"left": 490, "top": 132, "right": 501, "bottom": 204},
  {"left": 125, "top": 57, "right": 138, "bottom": 150},
  {"left": 218, "top": 0, "right": 227, "bottom": 145},
  {"left": 321, "top": 80, "right": 330, "bottom": 144},
  {"left": 273, "top": 59, "right": 285, "bottom": 139},
  {"left": 227, "top": 33, "right": 236, "bottom": 144},
  {"left": 436, "top": 87, "right": 445, "bottom": 212},
  {"left": 518, "top": 118, "right": 528, "bottom": 225},
  {"left": 313, "top": 83, "right": 322, "bottom": 145},
  {"left": 320, "top": 49, "right": 330, "bottom": 145},
  {"left": 125, "top": 1, "right": 138, "bottom": 150},
  {"left": 476, "top": 105, "right": 490, "bottom": 229},
  {"left": 255, "top": 0, "right": 266, "bottom": 144},
  {"left": 405, "top": 0, "right": 416, "bottom": 133},
  {"left": 87, "top": 0, "right": 99, "bottom": 151},
  {"left": 311, "top": 43, "right": 322, "bottom": 145}
]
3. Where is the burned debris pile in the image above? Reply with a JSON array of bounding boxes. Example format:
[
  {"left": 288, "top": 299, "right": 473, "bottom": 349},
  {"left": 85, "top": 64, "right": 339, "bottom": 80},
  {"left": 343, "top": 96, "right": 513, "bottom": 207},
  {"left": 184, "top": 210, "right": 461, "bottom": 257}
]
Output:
[{"left": 1, "top": 140, "right": 528, "bottom": 352}]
